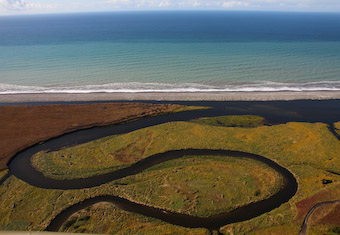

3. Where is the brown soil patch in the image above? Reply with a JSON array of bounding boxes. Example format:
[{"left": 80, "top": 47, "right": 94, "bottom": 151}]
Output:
[
  {"left": 318, "top": 203, "right": 340, "bottom": 225},
  {"left": 295, "top": 187, "right": 340, "bottom": 224},
  {"left": 0, "top": 102, "right": 183, "bottom": 170},
  {"left": 295, "top": 191, "right": 332, "bottom": 221}
]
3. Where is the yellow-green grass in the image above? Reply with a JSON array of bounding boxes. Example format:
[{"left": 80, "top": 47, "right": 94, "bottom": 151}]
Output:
[
  {"left": 109, "top": 155, "right": 283, "bottom": 217},
  {"left": 220, "top": 167, "right": 340, "bottom": 235},
  {"left": 190, "top": 115, "right": 266, "bottom": 128},
  {"left": 220, "top": 202, "right": 300, "bottom": 235},
  {"left": 172, "top": 105, "right": 210, "bottom": 113},
  {"left": 335, "top": 121, "right": 340, "bottom": 135},
  {"left": 60, "top": 203, "right": 208, "bottom": 235},
  {"left": 234, "top": 225, "right": 301, "bottom": 235},
  {"left": 0, "top": 176, "right": 84, "bottom": 231},
  {"left": 33, "top": 120, "right": 340, "bottom": 180},
  {"left": 0, "top": 170, "right": 8, "bottom": 181},
  {"left": 0, "top": 175, "right": 208, "bottom": 232},
  {"left": 308, "top": 225, "right": 340, "bottom": 235},
  {"left": 306, "top": 210, "right": 340, "bottom": 235}
]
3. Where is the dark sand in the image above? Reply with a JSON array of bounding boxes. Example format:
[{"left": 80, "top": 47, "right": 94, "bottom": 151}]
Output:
[{"left": 1, "top": 91, "right": 340, "bottom": 103}]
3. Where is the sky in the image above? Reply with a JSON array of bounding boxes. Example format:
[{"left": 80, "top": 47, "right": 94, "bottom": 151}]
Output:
[{"left": 0, "top": 0, "right": 340, "bottom": 15}]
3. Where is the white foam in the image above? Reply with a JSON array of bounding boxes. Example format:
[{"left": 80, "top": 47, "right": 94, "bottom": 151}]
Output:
[{"left": 1, "top": 81, "right": 340, "bottom": 94}]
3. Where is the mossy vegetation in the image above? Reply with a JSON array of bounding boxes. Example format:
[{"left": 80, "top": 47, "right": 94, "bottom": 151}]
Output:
[
  {"left": 60, "top": 203, "right": 208, "bottom": 235},
  {"left": 0, "top": 176, "right": 79, "bottom": 231},
  {"left": 111, "top": 155, "right": 283, "bottom": 217},
  {"left": 220, "top": 168, "right": 340, "bottom": 234},
  {"left": 0, "top": 170, "right": 8, "bottom": 181},
  {"left": 3, "top": 115, "right": 340, "bottom": 234},
  {"left": 335, "top": 121, "right": 340, "bottom": 135},
  {"left": 301, "top": 221, "right": 340, "bottom": 235},
  {"left": 331, "top": 226, "right": 340, "bottom": 234},
  {"left": 190, "top": 115, "right": 266, "bottom": 128},
  {"left": 0, "top": 175, "right": 207, "bottom": 233},
  {"left": 172, "top": 105, "right": 210, "bottom": 113}
]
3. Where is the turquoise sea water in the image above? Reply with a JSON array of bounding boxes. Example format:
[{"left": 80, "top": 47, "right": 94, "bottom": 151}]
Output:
[{"left": 0, "top": 11, "right": 340, "bottom": 93}]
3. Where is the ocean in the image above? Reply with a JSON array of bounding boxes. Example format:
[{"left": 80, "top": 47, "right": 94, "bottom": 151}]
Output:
[{"left": 0, "top": 11, "right": 340, "bottom": 94}]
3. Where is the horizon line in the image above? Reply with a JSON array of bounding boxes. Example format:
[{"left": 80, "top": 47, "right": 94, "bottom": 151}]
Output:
[{"left": 1, "top": 9, "right": 340, "bottom": 17}]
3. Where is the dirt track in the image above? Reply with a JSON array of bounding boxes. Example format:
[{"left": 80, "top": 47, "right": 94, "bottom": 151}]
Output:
[{"left": 299, "top": 200, "right": 340, "bottom": 235}]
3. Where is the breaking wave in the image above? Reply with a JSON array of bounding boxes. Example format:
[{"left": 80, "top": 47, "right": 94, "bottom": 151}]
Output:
[{"left": 1, "top": 81, "right": 340, "bottom": 94}]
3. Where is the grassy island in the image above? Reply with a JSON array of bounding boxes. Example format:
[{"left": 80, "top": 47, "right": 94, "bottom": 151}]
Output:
[
  {"left": 110, "top": 155, "right": 283, "bottom": 217},
  {"left": 190, "top": 115, "right": 266, "bottom": 128}
]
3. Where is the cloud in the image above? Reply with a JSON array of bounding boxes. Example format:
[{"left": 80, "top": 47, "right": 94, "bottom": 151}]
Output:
[
  {"left": 104, "top": 0, "right": 254, "bottom": 9},
  {"left": 103, "top": 0, "right": 340, "bottom": 11},
  {"left": 106, "top": 0, "right": 131, "bottom": 4},
  {"left": 2, "top": 0, "right": 340, "bottom": 14},
  {"left": 0, "top": 0, "right": 32, "bottom": 10},
  {"left": 105, "top": 0, "right": 171, "bottom": 9},
  {"left": 222, "top": 1, "right": 249, "bottom": 8},
  {"left": 158, "top": 1, "right": 170, "bottom": 7}
]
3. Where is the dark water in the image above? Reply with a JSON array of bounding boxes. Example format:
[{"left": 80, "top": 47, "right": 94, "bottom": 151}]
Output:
[{"left": 1, "top": 11, "right": 340, "bottom": 45}]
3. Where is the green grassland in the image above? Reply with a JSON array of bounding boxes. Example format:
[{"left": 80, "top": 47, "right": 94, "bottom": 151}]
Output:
[
  {"left": 0, "top": 170, "right": 8, "bottom": 181},
  {"left": 0, "top": 176, "right": 207, "bottom": 234},
  {"left": 172, "top": 105, "right": 210, "bottom": 113},
  {"left": 335, "top": 121, "right": 340, "bottom": 135},
  {"left": 307, "top": 223, "right": 340, "bottom": 235},
  {"left": 2, "top": 115, "right": 340, "bottom": 234},
  {"left": 110, "top": 155, "right": 283, "bottom": 217},
  {"left": 220, "top": 166, "right": 340, "bottom": 234},
  {"left": 60, "top": 203, "right": 208, "bottom": 235}
]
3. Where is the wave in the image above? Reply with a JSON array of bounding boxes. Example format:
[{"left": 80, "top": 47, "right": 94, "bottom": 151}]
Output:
[{"left": 1, "top": 81, "right": 340, "bottom": 94}]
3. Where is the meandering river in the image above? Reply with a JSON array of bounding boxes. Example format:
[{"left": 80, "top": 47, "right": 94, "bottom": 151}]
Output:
[{"left": 4, "top": 100, "right": 340, "bottom": 232}]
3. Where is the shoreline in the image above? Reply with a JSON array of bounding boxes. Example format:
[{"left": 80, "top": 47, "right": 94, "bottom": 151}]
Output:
[{"left": 1, "top": 91, "right": 340, "bottom": 103}]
